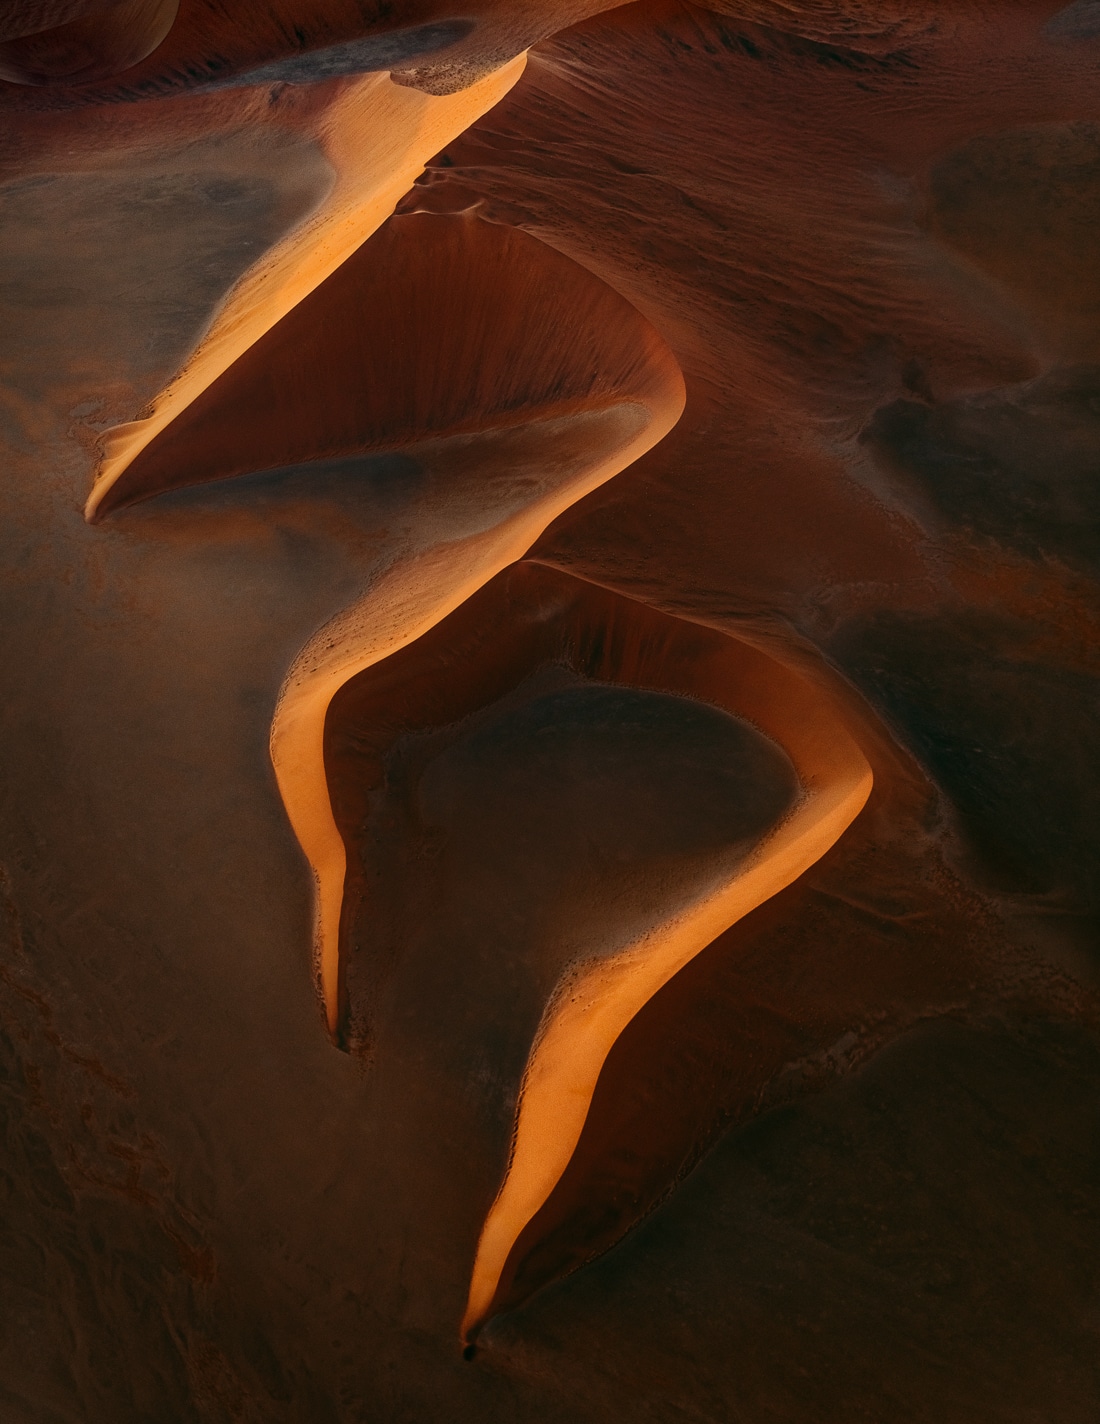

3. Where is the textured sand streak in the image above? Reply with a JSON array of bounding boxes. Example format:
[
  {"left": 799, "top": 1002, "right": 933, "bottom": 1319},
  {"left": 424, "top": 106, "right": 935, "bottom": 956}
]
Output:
[
  {"left": 462, "top": 629, "right": 872, "bottom": 1340},
  {"left": 84, "top": 56, "right": 525, "bottom": 519},
  {"left": 274, "top": 392, "right": 684, "bottom": 1032}
]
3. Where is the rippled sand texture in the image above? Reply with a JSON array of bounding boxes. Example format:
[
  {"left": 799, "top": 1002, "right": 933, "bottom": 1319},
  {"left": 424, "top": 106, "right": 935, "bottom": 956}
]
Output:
[{"left": 0, "top": 0, "right": 179, "bottom": 86}]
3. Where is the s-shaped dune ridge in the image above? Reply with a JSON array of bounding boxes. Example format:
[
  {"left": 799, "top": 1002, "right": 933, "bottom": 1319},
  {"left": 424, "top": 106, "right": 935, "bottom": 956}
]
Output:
[
  {"left": 92, "top": 62, "right": 871, "bottom": 1340},
  {"left": 323, "top": 561, "right": 872, "bottom": 1339}
]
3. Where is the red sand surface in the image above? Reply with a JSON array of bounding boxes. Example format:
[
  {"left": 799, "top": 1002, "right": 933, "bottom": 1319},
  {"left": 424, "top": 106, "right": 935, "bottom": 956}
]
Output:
[{"left": 1, "top": 2, "right": 1099, "bottom": 1420}]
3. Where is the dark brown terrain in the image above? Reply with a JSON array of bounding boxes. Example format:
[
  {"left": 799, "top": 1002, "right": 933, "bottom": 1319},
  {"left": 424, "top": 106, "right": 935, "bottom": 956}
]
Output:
[{"left": 0, "top": 2, "right": 1098, "bottom": 1421}]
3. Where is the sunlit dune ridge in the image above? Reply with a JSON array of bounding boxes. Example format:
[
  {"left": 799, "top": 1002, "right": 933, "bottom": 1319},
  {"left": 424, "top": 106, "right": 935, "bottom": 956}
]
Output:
[
  {"left": 92, "top": 184, "right": 867, "bottom": 1335},
  {"left": 323, "top": 561, "right": 871, "bottom": 1338},
  {"left": 84, "top": 59, "right": 526, "bottom": 519},
  {"left": 97, "top": 211, "right": 686, "bottom": 1030}
]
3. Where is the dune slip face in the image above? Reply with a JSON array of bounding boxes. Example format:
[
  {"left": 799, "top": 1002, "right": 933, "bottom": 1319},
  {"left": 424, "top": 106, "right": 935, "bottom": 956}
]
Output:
[
  {"left": 89, "top": 174, "right": 868, "bottom": 1335},
  {"left": 69, "top": 8, "right": 881, "bottom": 1340},
  {"left": 82, "top": 62, "right": 528, "bottom": 523},
  {"left": 0, "top": 0, "right": 180, "bottom": 86},
  {"left": 6, "top": 3, "right": 1100, "bottom": 1417},
  {"left": 323, "top": 560, "right": 872, "bottom": 1339},
  {"left": 98, "top": 210, "right": 686, "bottom": 1035}
]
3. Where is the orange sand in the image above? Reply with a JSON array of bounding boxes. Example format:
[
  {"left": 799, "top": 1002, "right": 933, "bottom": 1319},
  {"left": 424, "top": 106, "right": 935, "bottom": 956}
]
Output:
[
  {"left": 0, "top": 0, "right": 179, "bottom": 85},
  {"left": 455, "top": 574, "right": 872, "bottom": 1338},
  {"left": 92, "top": 209, "right": 685, "bottom": 1032},
  {"left": 84, "top": 61, "right": 526, "bottom": 518}
]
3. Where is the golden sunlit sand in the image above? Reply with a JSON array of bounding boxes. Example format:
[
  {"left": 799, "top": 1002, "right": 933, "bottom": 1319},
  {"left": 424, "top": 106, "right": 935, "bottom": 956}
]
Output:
[
  {"left": 461, "top": 629, "right": 871, "bottom": 1340},
  {"left": 85, "top": 62, "right": 526, "bottom": 520}
]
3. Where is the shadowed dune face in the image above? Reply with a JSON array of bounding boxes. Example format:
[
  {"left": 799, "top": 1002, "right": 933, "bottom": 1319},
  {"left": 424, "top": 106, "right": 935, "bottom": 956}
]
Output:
[
  {"left": 0, "top": 0, "right": 179, "bottom": 85},
  {"left": 698, "top": 0, "right": 933, "bottom": 49},
  {"left": 0, "top": 54, "right": 530, "bottom": 495},
  {"left": 0, "top": 0, "right": 630, "bottom": 104},
  {"left": 326, "top": 563, "right": 812, "bottom": 1054},
  {"left": 94, "top": 212, "right": 679, "bottom": 516},
  {"left": 79, "top": 63, "right": 531, "bottom": 518},
  {"left": 0, "top": 0, "right": 126, "bottom": 39},
  {"left": 93, "top": 209, "right": 684, "bottom": 1034},
  {"left": 324, "top": 560, "right": 871, "bottom": 1334}
]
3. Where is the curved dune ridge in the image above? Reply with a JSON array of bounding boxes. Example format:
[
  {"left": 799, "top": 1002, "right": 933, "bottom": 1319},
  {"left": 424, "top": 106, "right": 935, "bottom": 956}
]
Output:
[
  {"left": 0, "top": 0, "right": 179, "bottom": 85},
  {"left": 97, "top": 210, "right": 685, "bottom": 1030},
  {"left": 322, "top": 561, "right": 872, "bottom": 1340},
  {"left": 79, "top": 42, "right": 869, "bottom": 1340},
  {"left": 83, "top": 58, "right": 526, "bottom": 519}
]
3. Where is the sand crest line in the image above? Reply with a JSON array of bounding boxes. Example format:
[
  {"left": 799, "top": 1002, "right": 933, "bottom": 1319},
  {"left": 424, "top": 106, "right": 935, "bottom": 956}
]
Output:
[
  {"left": 459, "top": 602, "right": 872, "bottom": 1338},
  {"left": 84, "top": 59, "right": 527, "bottom": 522}
]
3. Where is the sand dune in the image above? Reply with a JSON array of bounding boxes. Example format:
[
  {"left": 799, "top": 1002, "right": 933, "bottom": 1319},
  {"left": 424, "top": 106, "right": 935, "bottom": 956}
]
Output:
[
  {"left": 84, "top": 63, "right": 525, "bottom": 519},
  {"left": 322, "top": 561, "right": 871, "bottom": 1338},
  {"left": 97, "top": 211, "right": 685, "bottom": 1032},
  {"left": 0, "top": 2, "right": 633, "bottom": 103},
  {"left": 3, "top": 2, "right": 1099, "bottom": 1416},
  {"left": 80, "top": 97, "right": 870, "bottom": 1337},
  {"left": 0, "top": 0, "right": 178, "bottom": 85},
  {"left": 697, "top": 0, "right": 931, "bottom": 50}
]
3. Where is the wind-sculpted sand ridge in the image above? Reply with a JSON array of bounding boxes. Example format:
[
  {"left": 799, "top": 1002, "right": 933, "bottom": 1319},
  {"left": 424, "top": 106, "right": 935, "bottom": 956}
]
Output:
[
  {"left": 89, "top": 185, "right": 867, "bottom": 1339},
  {"left": 86, "top": 141, "right": 867, "bottom": 1336},
  {"left": 83, "top": 61, "right": 525, "bottom": 520},
  {"left": 97, "top": 211, "right": 685, "bottom": 1030},
  {"left": 323, "top": 562, "right": 872, "bottom": 1339}
]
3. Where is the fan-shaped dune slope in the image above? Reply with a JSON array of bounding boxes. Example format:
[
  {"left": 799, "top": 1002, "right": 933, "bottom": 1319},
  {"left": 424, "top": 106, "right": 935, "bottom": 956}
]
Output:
[
  {"left": 323, "top": 561, "right": 871, "bottom": 1338},
  {"left": 93, "top": 211, "right": 679, "bottom": 513}
]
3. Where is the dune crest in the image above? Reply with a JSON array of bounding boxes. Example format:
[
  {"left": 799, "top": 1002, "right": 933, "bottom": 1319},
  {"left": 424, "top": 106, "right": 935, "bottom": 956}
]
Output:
[
  {"left": 448, "top": 569, "right": 872, "bottom": 1340},
  {"left": 321, "top": 560, "right": 871, "bottom": 1338},
  {"left": 84, "top": 58, "right": 526, "bottom": 520},
  {"left": 94, "top": 196, "right": 867, "bottom": 1331}
]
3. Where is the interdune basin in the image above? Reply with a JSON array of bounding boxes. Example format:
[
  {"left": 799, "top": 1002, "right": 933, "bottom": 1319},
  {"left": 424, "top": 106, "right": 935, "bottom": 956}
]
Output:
[{"left": 1, "top": 2, "right": 1100, "bottom": 1422}]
